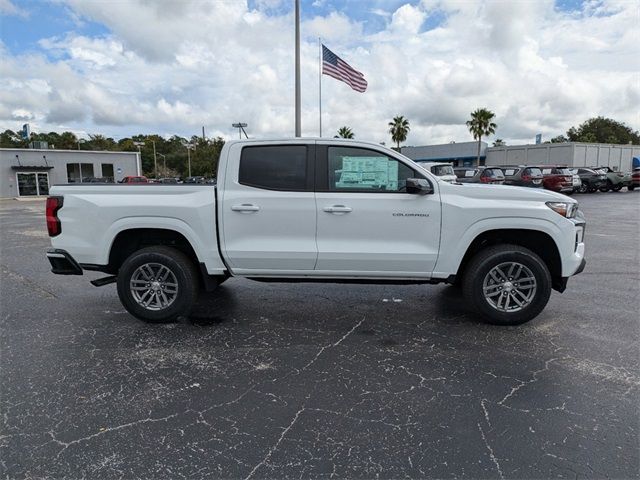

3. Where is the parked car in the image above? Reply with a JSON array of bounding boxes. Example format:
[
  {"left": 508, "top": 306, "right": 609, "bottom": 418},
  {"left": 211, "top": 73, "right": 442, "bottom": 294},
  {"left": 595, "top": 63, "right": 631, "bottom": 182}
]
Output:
[
  {"left": 158, "top": 177, "right": 178, "bottom": 184},
  {"left": 570, "top": 168, "right": 606, "bottom": 193},
  {"left": 119, "top": 176, "right": 148, "bottom": 184},
  {"left": 630, "top": 168, "right": 640, "bottom": 191},
  {"left": 590, "top": 166, "right": 631, "bottom": 192},
  {"left": 536, "top": 166, "right": 574, "bottom": 194},
  {"left": 45, "top": 138, "right": 586, "bottom": 326},
  {"left": 88, "top": 177, "right": 114, "bottom": 183},
  {"left": 453, "top": 166, "right": 505, "bottom": 184},
  {"left": 502, "top": 166, "right": 544, "bottom": 188},
  {"left": 571, "top": 172, "right": 582, "bottom": 193},
  {"left": 415, "top": 162, "right": 457, "bottom": 183},
  {"left": 184, "top": 176, "right": 207, "bottom": 184}
]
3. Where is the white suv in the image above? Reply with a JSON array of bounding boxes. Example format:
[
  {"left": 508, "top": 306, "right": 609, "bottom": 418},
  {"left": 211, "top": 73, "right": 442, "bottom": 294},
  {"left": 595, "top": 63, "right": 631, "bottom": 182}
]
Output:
[{"left": 415, "top": 161, "right": 457, "bottom": 183}]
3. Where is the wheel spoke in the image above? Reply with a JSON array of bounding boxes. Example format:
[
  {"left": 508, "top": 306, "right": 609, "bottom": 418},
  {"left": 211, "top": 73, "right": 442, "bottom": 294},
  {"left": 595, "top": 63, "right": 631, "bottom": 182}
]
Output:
[{"left": 510, "top": 293, "right": 524, "bottom": 307}]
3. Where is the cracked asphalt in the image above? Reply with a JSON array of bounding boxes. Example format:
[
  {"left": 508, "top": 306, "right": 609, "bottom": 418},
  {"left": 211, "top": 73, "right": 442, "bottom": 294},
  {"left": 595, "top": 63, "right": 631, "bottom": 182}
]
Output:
[{"left": 1, "top": 191, "right": 638, "bottom": 479}]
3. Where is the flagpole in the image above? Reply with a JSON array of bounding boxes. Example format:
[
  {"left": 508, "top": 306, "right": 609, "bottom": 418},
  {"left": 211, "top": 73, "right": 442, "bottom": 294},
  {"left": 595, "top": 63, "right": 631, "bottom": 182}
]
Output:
[
  {"left": 318, "top": 38, "right": 322, "bottom": 138},
  {"left": 294, "top": 0, "right": 301, "bottom": 137}
]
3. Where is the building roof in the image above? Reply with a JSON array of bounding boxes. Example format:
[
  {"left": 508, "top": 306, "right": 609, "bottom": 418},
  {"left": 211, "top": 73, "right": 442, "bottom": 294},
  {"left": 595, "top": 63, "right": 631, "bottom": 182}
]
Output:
[{"left": 0, "top": 148, "right": 138, "bottom": 155}]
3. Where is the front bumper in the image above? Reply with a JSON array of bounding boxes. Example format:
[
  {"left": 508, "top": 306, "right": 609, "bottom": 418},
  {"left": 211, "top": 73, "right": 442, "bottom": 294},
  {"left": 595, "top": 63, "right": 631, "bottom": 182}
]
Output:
[{"left": 46, "top": 249, "right": 83, "bottom": 275}]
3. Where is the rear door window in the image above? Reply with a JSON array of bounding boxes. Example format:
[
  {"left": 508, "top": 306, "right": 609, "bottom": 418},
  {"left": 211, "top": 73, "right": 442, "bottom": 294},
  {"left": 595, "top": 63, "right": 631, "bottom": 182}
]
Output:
[{"left": 239, "top": 145, "right": 309, "bottom": 191}]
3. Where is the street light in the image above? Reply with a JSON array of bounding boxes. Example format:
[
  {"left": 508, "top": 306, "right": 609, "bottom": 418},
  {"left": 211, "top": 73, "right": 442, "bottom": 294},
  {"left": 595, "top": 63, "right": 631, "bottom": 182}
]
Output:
[
  {"left": 184, "top": 143, "right": 194, "bottom": 177},
  {"left": 157, "top": 153, "right": 166, "bottom": 175},
  {"left": 232, "top": 123, "right": 248, "bottom": 139}
]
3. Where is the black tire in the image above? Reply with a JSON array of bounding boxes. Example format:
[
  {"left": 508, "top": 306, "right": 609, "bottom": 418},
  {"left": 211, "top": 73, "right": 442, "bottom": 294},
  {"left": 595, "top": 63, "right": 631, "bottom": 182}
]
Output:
[
  {"left": 462, "top": 244, "right": 552, "bottom": 326},
  {"left": 117, "top": 246, "right": 199, "bottom": 323},
  {"left": 599, "top": 181, "right": 611, "bottom": 192},
  {"left": 578, "top": 183, "right": 588, "bottom": 194},
  {"left": 629, "top": 185, "right": 635, "bottom": 191},
  {"left": 611, "top": 184, "right": 622, "bottom": 192}
]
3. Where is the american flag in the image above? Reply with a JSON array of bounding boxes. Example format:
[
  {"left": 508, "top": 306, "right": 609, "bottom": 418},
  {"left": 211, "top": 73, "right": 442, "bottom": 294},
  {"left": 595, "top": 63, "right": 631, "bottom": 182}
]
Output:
[{"left": 322, "top": 45, "right": 367, "bottom": 93}]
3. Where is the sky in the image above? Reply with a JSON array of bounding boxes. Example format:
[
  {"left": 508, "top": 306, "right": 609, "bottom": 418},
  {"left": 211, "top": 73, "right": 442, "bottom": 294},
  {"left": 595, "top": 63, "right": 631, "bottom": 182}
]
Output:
[{"left": 0, "top": 0, "right": 638, "bottom": 146}]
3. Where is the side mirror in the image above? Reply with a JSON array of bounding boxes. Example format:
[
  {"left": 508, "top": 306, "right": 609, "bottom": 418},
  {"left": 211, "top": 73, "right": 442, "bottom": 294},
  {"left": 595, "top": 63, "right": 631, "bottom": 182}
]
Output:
[{"left": 406, "top": 178, "right": 433, "bottom": 195}]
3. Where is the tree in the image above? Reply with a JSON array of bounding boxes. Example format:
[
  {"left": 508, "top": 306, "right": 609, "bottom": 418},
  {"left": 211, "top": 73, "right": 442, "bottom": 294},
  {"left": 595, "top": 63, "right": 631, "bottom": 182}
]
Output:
[
  {"left": 549, "top": 135, "right": 568, "bottom": 143},
  {"left": 466, "top": 108, "right": 497, "bottom": 164},
  {"left": 388, "top": 115, "right": 410, "bottom": 150},
  {"left": 566, "top": 117, "right": 640, "bottom": 144},
  {"left": 493, "top": 139, "right": 506, "bottom": 147},
  {"left": 337, "top": 126, "right": 354, "bottom": 139}
]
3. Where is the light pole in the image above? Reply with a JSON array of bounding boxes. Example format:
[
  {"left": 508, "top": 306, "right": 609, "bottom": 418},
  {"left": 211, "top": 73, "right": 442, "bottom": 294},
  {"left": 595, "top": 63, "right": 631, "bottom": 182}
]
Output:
[
  {"left": 133, "top": 141, "right": 145, "bottom": 177},
  {"left": 157, "top": 153, "right": 166, "bottom": 175},
  {"left": 151, "top": 140, "right": 157, "bottom": 179},
  {"left": 185, "top": 144, "right": 194, "bottom": 177},
  {"left": 232, "top": 123, "right": 248, "bottom": 139}
]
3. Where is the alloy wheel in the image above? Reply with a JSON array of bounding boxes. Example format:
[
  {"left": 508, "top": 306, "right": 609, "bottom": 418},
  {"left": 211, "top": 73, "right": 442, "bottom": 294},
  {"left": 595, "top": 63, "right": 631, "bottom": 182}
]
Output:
[
  {"left": 129, "top": 262, "right": 179, "bottom": 311},
  {"left": 482, "top": 262, "right": 537, "bottom": 313}
]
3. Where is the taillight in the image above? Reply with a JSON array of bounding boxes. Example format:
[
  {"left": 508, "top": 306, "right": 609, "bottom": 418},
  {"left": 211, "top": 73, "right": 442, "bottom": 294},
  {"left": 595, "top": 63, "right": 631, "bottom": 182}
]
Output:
[
  {"left": 522, "top": 175, "right": 531, "bottom": 181},
  {"left": 480, "top": 175, "right": 490, "bottom": 183},
  {"left": 46, "top": 196, "right": 63, "bottom": 237}
]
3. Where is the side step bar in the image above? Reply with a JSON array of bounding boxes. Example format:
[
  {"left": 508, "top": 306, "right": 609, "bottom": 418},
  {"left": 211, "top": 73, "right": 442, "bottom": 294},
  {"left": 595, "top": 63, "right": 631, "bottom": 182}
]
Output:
[{"left": 90, "top": 276, "right": 117, "bottom": 287}]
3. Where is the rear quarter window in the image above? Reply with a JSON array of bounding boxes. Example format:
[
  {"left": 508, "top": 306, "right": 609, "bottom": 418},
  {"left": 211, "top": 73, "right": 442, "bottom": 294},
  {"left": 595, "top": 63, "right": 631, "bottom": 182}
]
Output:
[{"left": 504, "top": 168, "right": 519, "bottom": 176}]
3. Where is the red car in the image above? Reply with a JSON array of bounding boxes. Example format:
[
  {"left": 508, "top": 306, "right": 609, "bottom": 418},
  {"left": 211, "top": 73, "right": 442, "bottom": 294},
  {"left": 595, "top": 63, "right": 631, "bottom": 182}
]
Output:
[
  {"left": 630, "top": 168, "right": 640, "bottom": 191},
  {"left": 537, "top": 165, "right": 574, "bottom": 194},
  {"left": 119, "top": 176, "right": 148, "bottom": 184}
]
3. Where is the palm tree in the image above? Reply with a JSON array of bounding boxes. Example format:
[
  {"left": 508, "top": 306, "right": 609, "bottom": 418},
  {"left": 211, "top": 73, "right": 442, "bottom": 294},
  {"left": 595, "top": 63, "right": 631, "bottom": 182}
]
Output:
[
  {"left": 337, "top": 126, "right": 354, "bottom": 139},
  {"left": 388, "top": 115, "right": 410, "bottom": 150},
  {"left": 492, "top": 138, "right": 505, "bottom": 147},
  {"left": 466, "top": 108, "right": 497, "bottom": 164}
]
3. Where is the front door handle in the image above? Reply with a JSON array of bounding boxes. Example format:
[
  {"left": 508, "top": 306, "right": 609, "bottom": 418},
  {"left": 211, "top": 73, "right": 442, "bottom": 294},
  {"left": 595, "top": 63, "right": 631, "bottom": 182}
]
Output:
[
  {"left": 323, "top": 205, "right": 352, "bottom": 213},
  {"left": 231, "top": 204, "right": 260, "bottom": 212}
]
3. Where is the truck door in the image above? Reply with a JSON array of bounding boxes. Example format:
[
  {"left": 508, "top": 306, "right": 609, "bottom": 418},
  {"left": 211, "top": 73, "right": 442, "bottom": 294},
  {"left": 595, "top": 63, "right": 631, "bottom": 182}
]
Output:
[
  {"left": 220, "top": 142, "right": 317, "bottom": 273},
  {"left": 314, "top": 144, "right": 441, "bottom": 276}
]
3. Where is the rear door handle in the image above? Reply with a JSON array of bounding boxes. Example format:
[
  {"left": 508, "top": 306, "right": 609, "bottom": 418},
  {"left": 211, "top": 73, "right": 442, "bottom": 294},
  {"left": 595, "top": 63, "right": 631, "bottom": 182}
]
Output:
[
  {"left": 323, "top": 205, "right": 352, "bottom": 213},
  {"left": 231, "top": 204, "right": 260, "bottom": 212}
]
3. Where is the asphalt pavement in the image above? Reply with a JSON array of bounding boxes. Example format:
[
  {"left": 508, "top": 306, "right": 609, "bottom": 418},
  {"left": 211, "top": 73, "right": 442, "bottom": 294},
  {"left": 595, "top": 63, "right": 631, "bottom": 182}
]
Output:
[{"left": 1, "top": 191, "right": 638, "bottom": 479}]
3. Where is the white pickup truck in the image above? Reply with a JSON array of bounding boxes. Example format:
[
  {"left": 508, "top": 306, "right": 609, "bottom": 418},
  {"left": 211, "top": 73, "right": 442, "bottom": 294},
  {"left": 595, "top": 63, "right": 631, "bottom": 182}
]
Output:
[{"left": 45, "top": 139, "right": 586, "bottom": 325}]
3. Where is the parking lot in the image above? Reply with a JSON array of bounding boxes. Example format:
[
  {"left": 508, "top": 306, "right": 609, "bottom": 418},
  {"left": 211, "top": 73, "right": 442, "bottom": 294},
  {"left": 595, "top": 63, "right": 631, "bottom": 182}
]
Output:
[{"left": 1, "top": 191, "right": 638, "bottom": 479}]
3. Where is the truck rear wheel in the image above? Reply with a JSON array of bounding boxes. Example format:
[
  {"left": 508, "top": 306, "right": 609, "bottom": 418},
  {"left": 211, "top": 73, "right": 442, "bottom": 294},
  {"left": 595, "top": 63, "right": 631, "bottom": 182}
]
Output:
[
  {"left": 462, "top": 244, "right": 552, "bottom": 325},
  {"left": 117, "top": 246, "right": 199, "bottom": 323}
]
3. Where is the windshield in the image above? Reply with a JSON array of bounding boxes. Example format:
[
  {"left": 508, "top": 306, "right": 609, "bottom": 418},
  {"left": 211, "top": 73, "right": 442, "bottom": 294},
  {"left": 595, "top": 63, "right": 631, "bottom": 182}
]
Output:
[{"left": 432, "top": 165, "right": 454, "bottom": 176}]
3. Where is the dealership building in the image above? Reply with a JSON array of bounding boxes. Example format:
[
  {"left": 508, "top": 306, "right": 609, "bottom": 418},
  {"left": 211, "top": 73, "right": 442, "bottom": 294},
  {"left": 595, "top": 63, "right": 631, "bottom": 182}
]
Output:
[
  {"left": 0, "top": 148, "right": 140, "bottom": 198},
  {"left": 402, "top": 141, "right": 640, "bottom": 171}
]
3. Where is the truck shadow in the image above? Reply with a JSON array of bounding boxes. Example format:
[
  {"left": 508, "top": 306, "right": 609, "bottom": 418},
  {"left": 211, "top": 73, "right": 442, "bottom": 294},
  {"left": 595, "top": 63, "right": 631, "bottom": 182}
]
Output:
[{"left": 187, "top": 286, "right": 238, "bottom": 326}]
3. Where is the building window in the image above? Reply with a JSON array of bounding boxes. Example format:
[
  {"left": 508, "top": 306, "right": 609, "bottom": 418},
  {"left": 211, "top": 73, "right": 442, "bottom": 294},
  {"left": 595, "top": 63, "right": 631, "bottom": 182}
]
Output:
[
  {"left": 16, "top": 172, "right": 49, "bottom": 196},
  {"left": 81, "top": 163, "right": 94, "bottom": 182},
  {"left": 101, "top": 163, "right": 114, "bottom": 182},
  {"left": 67, "top": 164, "right": 80, "bottom": 183}
]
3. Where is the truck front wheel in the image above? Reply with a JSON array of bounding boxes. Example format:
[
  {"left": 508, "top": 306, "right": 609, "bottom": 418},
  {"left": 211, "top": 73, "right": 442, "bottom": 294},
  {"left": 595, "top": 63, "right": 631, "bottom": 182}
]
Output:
[
  {"left": 462, "top": 244, "right": 552, "bottom": 325},
  {"left": 117, "top": 246, "right": 199, "bottom": 323}
]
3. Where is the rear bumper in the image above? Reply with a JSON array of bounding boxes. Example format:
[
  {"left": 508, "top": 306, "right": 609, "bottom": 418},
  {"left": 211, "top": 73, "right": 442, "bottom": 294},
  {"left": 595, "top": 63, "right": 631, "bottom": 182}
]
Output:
[{"left": 46, "top": 249, "right": 83, "bottom": 275}]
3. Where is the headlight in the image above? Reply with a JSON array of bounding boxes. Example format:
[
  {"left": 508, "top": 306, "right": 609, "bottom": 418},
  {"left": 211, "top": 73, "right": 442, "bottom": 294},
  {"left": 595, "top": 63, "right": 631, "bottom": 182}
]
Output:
[{"left": 546, "top": 201, "right": 578, "bottom": 218}]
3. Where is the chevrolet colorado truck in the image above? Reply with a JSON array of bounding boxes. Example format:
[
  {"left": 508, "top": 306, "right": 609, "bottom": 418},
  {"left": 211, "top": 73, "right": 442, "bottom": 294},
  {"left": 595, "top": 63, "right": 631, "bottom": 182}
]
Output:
[{"left": 45, "top": 139, "right": 586, "bottom": 325}]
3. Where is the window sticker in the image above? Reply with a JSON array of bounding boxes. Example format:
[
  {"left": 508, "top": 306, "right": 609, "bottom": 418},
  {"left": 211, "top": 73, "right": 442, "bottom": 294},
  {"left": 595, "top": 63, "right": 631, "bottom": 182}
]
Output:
[{"left": 335, "top": 156, "right": 399, "bottom": 190}]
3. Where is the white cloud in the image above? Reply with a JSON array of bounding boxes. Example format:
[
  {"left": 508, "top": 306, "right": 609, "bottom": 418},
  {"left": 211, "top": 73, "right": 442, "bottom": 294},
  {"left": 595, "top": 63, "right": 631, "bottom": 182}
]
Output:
[
  {"left": 0, "top": 0, "right": 28, "bottom": 17},
  {"left": 0, "top": 0, "right": 638, "bottom": 145}
]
